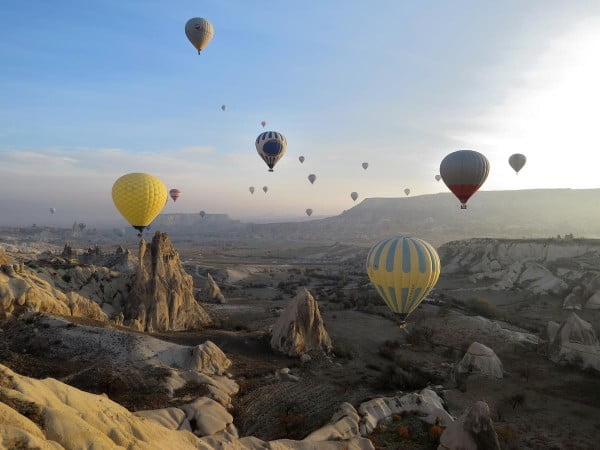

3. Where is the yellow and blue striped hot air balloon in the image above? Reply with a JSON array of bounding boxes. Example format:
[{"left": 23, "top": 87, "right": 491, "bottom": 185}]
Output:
[{"left": 366, "top": 236, "right": 440, "bottom": 325}]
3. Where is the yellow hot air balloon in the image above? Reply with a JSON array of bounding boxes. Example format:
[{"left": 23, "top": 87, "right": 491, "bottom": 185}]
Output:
[
  {"left": 112, "top": 173, "right": 167, "bottom": 235},
  {"left": 366, "top": 236, "right": 440, "bottom": 326}
]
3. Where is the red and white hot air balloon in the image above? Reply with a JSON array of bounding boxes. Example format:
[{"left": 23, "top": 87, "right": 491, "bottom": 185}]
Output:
[
  {"left": 261, "top": 121, "right": 266, "bottom": 128},
  {"left": 169, "top": 189, "right": 181, "bottom": 202},
  {"left": 440, "top": 150, "right": 489, "bottom": 209}
]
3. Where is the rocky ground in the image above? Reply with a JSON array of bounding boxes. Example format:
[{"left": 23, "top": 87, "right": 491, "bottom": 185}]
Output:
[{"left": 2, "top": 235, "right": 600, "bottom": 449}]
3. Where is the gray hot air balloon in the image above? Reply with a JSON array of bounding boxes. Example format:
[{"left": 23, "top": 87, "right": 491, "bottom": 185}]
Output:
[
  {"left": 185, "top": 18, "right": 214, "bottom": 55},
  {"left": 362, "top": 162, "right": 369, "bottom": 170},
  {"left": 440, "top": 150, "right": 490, "bottom": 209},
  {"left": 308, "top": 174, "right": 316, "bottom": 184},
  {"left": 351, "top": 192, "right": 359, "bottom": 202},
  {"left": 221, "top": 105, "right": 227, "bottom": 111},
  {"left": 435, "top": 174, "right": 441, "bottom": 182},
  {"left": 404, "top": 188, "right": 410, "bottom": 196},
  {"left": 49, "top": 208, "right": 56, "bottom": 215},
  {"left": 509, "top": 153, "right": 526, "bottom": 174},
  {"left": 299, "top": 156, "right": 305, "bottom": 164},
  {"left": 263, "top": 186, "right": 268, "bottom": 193},
  {"left": 249, "top": 186, "right": 255, "bottom": 194},
  {"left": 305, "top": 208, "right": 313, "bottom": 217},
  {"left": 199, "top": 211, "right": 206, "bottom": 218},
  {"left": 256, "top": 131, "right": 287, "bottom": 172}
]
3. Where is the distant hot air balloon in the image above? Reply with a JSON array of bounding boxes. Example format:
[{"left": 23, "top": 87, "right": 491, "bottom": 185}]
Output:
[
  {"left": 249, "top": 186, "right": 255, "bottom": 194},
  {"left": 308, "top": 174, "right": 316, "bottom": 184},
  {"left": 299, "top": 156, "right": 305, "bottom": 164},
  {"left": 404, "top": 188, "right": 410, "bottom": 196},
  {"left": 199, "top": 211, "right": 206, "bottom": 218},
  {"left": 263, "top": 186, "right": 268, "bottom": 193},
  {"left": 78, "top": 223, "right": 86, "bottom": 231},
  {"left": 351, "top": 192, "right": 359, "bottom": 202},
  {"left": 112, "top": 173, "right": 167, "bottom": 236},
  {"left": 169, "top": 189, "right": 181, "bottom": 202},
  {"left": 49, "top": 208, "right": 56, "bottom": 215},
  {"left": 509, "top": 153, "right": 526, "bottom": 174},
  {"left": 305, "top": 208, "right": 313, "bottom": 217},
  {"left": 221, "top": 105, "right": 227, "bottom": 111},
  {"left": 440, "top": 150, "right": 489, "bottom": 209},
  {"left": 261, "top": 121, "right": 266, "bottom": 128},
  {"left": 256, "top": 131, "right": 287, "bottom": 172},
  {"left": 435, "top": 174, "right": 441, "bottom": 182},
  {"left": 366, "top": 236, "right": 440, "bottom": 326},
  {"left": 362, "top": 162, "right": 369, "bottom": 170},
  {"left": 185, "top": 18, "right": 214, "bottom": 54}
]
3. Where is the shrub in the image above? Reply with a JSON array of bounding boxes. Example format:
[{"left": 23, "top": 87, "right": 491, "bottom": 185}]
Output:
[
  {"left": 429, "top": 425, "right": 444, "bottom": 441},
  {"left": 467, "top": 297, "right": 497, "bottom": 318},
  {"left": 396, "top": 426, "right": 410, "bottom": 438}
]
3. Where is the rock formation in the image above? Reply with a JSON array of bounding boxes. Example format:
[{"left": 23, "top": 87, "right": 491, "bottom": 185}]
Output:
[
  {"left": 0, "top": 247, "right": 11, "bottom": 265},
  {"left": 125, "top": 232, "right": 211, "bottom": 332},
  {"left": 270, "top": 287, "right": 332, "bottom": 357},
  {"left": 438, "top": 401, "right": 500, "bottom": 450},
  {"left": 455, "top": 342, "right": 503, "bottom": 379},
  {"left": 0, "top": 263, "right": 106, "bottom": 321},
  {"left": 199, "top": 273, "right": 226, "bottom": 304},
  {"left": 548, "top": 313, "right": 600, "bottom": 371},
  {"left": 61, "top": 242, "right": 74, "bottom": 259}
]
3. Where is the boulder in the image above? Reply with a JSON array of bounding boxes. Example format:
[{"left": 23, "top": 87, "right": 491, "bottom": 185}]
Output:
[
  {"left": 585, "top": 291, "right": 600, "bottom": 310},
  {"left": 125, "top": 232, "right": 211, "bottom": 332},
  {"left": 549, "top": 313, "right": 600, "bottom": 371},
  {"left": 271, "top": 287, "right": 332, "bottom": 357},
  {"left": 563, "top": 286, "right": 584, "bottom": 310},
  {"left": 455, "top": 342, "right": 503, "bottom": 379},
  {"left": 180, "top": 397, "right": 234, "bottom": 437},
  {"left": 438, "top": 401, "right": 500, "bottom": 450},
  {"left": 199, "top": 273, "right": 226, "bottom": 304},
  {"left": 190, "top": 341, "right": 231, "bottom": 375}
]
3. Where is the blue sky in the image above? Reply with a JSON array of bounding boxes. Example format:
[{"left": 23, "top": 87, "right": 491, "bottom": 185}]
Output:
[{"left": 2, "top": 1, "right": 600, "bottom": 227}]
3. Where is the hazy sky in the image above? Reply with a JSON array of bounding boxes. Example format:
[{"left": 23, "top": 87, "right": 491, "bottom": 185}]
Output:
[{"left": 2, "top": 1, "right": 600, "bottom": 227}]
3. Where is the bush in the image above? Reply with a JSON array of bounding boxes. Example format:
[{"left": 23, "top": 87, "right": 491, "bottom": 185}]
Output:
[
  {"left": 467, "top": 297, "right": 497, "bottom": 319},
  {"left": 378, "top": 340, "right": 401, "bottom": 360},
  {"left": 495, "top": 425, "right": 520, "bottom": 450}
]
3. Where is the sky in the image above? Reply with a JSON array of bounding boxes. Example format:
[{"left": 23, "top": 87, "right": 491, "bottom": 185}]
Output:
[{"left": 2, "top": 0, "right": 600, "bottom": 227}]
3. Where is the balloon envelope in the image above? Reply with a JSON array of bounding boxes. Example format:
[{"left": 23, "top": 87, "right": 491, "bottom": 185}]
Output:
[
  {"left": 299, "top": 156, "right": 305, "bottom": 164},
  {"left": 112, "top": 173, "right": 167, "bottom": 233},
  {"left": 263, "top": 186, "right": 268, "bottom": 193},
  {"left": 509, "top": 153, "right": 526, "bottom": 174},
  {"left": 308, "top": 174, "right": 316, "bottom": 184},
  {"left": 362, "top": 162, "right": 368, "bottom": 170},
  {"left": 440, "top": 150, "right": 489, "bottom": 209},
  {"left": 221, "top": 105, "right": 226, "bottom": 111},
  {"left": 435, "top": 175, "right": 441, "bottom": 182},
  {"left": 351, "top": 192, "right": 358, "bottom": 202},
  {"left": 261, "top": 121, "right": 266, "bottom": 127},
  {"left": 404, "top": 188, "right": 410, "bottom": 196},
  {"left": 366, "top": 236, "right": 440, "bottom": 323},
  {"left": 184, "top": 18, "right": 214, "bottom": 54},
  {"left": 199, "top": 211, "right": 206, "bottom": 218},
  {"left": 49, "top": 208, "right": 56, "bottom": 215},
  {"left": 305, "top": 208, "right": 313, "bottom": 217},
  {"left": 249, "top": 186, "right": 255, "bottom": 194},
  {"left": 256, "top": 131, "right": 287, "bottom": 172},
  {"left": 169, "top": 189, "right": 181, "bottom": 202}
]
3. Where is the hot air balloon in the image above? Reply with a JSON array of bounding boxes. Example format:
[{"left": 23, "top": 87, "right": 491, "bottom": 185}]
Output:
[
  {"left": 440, "top": 150, "right": 489, "bottom": 209},
  {"left": 249, "top": 186, "right": 255, "bottom": 194},
  {"left": 299, "top": 156, "right": 305, "bottom": 164},
  {"left": 112, "top": 173, "right": 167, "bottom": 236},
  {"left": 49, "top": 208, "right": 56, "bottom": 215},
  {"left": 308, "top": 174, "right": 316, "bottom": 184},
  {"left": 362, "top": 162, "right": 369, "bottom": 170},
  {"left": 261, "top": 121, "right": 266, "bottom": 128},
  {"left": 435, "top": 175, "right": 441, "bottom": 182},
  {"left": 351, "top": 192, "right": 359, "bottom": 202},
  {"left": 404, "top": 188, "right": 410, "bottom": 196},
  {"left": 366, "top": 236, "right": 440, "bottom": 326},
  {"left": 221, "top": 105, "right": 227, "bottom": 111},
  {"left": 305, "top": 208, "right": 313, "bottom": 217},
  {"left": 78, "top": 223, "right": 86, "bottom": 231},
  {"left": 256, "top": 131, "right": 287, "bottom": 172},
  {"left": 184, "top": 18, "right": 214, "bottom": 54},
  {"left": 509, "top": 153, "right": 526, "bottom": 174},
  {"left": 169, "top": 189, "right": 181, "bottom": 202},
  {"left": 199, "top": 211, "right": 206, "bottom": 218},
  {"left": 263, "top": 186, "right": 268, "bottom": 193}
]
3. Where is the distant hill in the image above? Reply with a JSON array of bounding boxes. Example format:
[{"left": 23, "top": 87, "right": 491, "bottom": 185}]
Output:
[{"left": 151, "top": 189, "right": 600, "bottom": 247}]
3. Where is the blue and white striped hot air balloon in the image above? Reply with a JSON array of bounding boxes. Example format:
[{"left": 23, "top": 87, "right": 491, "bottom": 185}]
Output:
[{"left": 256, "top": 131, "right": 287, "bottom": 172}]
